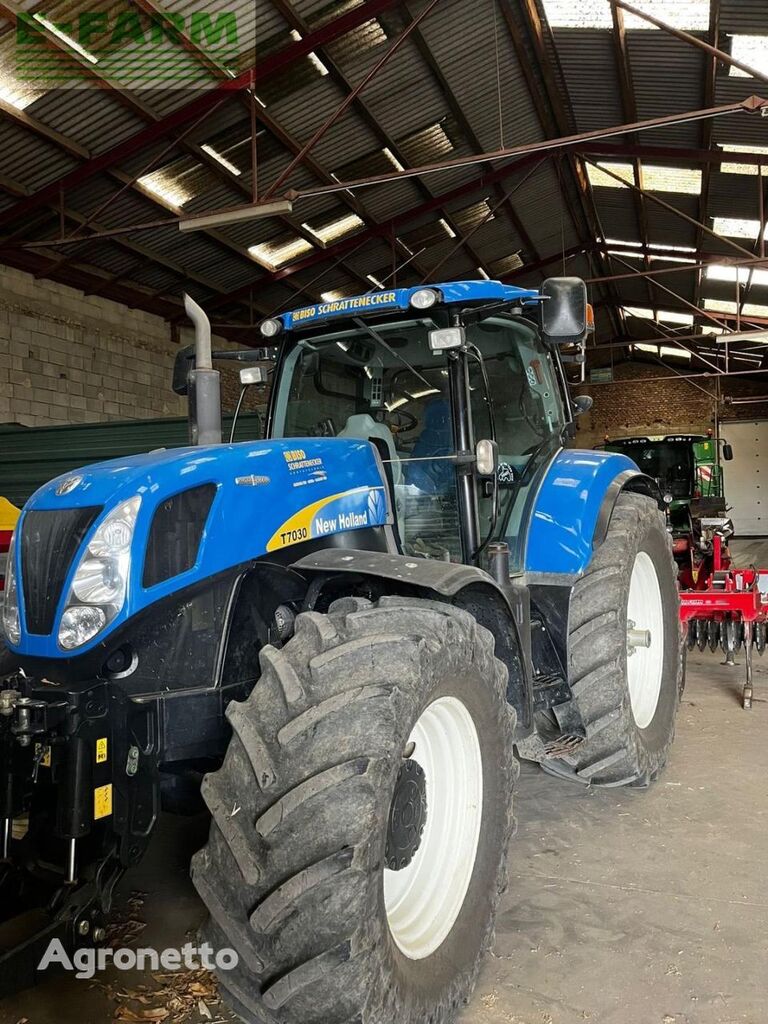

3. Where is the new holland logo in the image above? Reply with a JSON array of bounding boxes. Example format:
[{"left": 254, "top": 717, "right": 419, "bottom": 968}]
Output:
[{"left": 55, "top": 475, "right": 83, "bottom": 496}]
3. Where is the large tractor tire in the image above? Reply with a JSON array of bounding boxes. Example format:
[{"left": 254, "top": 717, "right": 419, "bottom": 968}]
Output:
[
  {"left": 191, "top": 595, "right": 517, "bottom": 1024},
  {"left": 540, "top": 492, "right": 683, "bottom": 787}
]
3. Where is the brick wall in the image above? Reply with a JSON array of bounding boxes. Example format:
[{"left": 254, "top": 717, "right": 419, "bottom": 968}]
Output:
[
  {"left": 573, "top": 361, "right": 768, "bottom": 448},
  {"left": 0, "top": 264, "right": 256, "bottom": 428}
]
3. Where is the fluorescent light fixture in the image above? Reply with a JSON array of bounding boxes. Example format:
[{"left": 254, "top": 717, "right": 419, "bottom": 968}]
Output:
[
  {"left": 604, "top": 237, "right": 642, "bottom": 247},
  {"left": 367, "top": 274, "right": 385, "bottom": 289},
  {"left": 383, "top": 147, "right": 405, "bottom": 171},
  {"left": 439, "top": 218, "right": 457, "bottom": 239},
  {"left": 542, "top": 0, "right": 708, "bottom": 30},
  {"left": 396, "top": 238, "right": 415, "bottom": 256},
  {"left": 729, "top": 35, "right": 768, "bottom": 78},
  {"left": 33, "top": 12, "right": 98, "bottom": 63},
  {"left": 302, "top": 212, "right": 363, "bottom": 245},
  {"left": 321, "top": 290, "right": 351, "bottom": 302},
  {"left": 589, "top": 162, "right": 701, "bottom": 194},
  {"left": 248, "top": 235, "right": 313, "bottom": 269},
  {"left": 179, "top": 199, "right": 294, "bottom": 232},
  {"left": 624, "top": 306, "right": 655, "bottom": 320},
  {"left": 200, "top": 144, "right": 242, "bottom": 176},
  {"left": 712, "top": 216, "right": 768, "bottom": 241},
  {"left": 477, "top": 267, "right": 490, "bottom": 280},
  {"left": 608, "top": 249, "right": 644, "bottom": 260},
  {"left": 290, "top": 29, "right": 329, "bottom": 75},
  {"left": 719, "top": 143, "right": 768, "bottom": 175},
  {"left": 253, "top": 94, "right": 267, "bottom": 108}
]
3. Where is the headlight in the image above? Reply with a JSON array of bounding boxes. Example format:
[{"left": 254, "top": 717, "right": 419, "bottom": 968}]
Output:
[
  {"left": 1, "top": 530, "right": 20, "bottom": 646},
  {"left": 58, "top": 497, "right": 141, "bottom": 651}
]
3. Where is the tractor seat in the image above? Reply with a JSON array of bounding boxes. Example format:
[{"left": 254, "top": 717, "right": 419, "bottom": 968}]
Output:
[{"left": 338, "top": 414, "right": 403, "bottom": 486}]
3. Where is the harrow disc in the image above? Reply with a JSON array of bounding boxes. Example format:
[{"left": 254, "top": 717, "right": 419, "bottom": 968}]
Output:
[{"left": 707, "top": 619, "right": 720, "bottom": 652}]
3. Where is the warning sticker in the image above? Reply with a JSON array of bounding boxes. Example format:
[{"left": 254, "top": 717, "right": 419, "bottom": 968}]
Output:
[
  {"left": 94, "top": 784, "right": 113, "bottom": 820},
  {"left": 96, "top": 737, "right": 108, "bottom": 764}
]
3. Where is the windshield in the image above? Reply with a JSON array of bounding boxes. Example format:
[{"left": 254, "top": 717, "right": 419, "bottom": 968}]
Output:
[
  {"left": 607, "top": 440, "right": 694, "bottom": 499},
  {"left": 272, "top": 316, "right": 464, "bottom": 562}
]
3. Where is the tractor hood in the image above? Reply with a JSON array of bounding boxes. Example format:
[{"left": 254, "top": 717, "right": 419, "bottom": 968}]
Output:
[{"left": 6, "top": 437, "right": 390, "bottom": 659}]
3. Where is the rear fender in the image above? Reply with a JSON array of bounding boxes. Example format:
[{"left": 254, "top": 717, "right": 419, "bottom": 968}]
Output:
[{"left": 525, "top": 450, "right": 662, "bottom": 577}]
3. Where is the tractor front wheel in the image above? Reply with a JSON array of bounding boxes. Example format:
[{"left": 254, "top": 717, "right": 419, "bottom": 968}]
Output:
[
  {"left": 540, "top": 492, "right": 683, "bottom": 787},
  {"left": 191, "top": 596, "right": 516, "bottom": 1024}
]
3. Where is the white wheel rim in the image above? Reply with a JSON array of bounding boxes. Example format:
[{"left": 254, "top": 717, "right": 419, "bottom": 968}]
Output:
[
  {"left": 626, "top": 550, "right": 665, "bottom": 729},
  {"left": 383, "top": 695, "right": 483, "bottom": 960}
]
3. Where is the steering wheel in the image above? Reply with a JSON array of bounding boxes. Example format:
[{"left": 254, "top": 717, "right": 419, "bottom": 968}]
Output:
[{"left": 384, "top": 409, "right": 418, "bottom": 433}]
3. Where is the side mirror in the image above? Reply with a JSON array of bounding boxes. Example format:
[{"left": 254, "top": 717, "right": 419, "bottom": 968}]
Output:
[
  {"left": 541, "top": 277, "right": 588, "bottom": 345},
  {"left": 572, "top": 394, "right": 593, "bottom": 416},
  {"left": 475, "top": 439, "right": 499, "bottom": 477},
  {"left": 722, "top": 442, "right": 734, "bottom": 461}
]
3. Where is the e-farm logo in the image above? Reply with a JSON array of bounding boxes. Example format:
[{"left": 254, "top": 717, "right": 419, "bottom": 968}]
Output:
[{"left": 15, "top": 6, "right": 243, "bottom": 89}]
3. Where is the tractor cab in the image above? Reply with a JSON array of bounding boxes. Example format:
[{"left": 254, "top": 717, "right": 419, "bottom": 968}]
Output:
[{"left": 263, "top": 279, "right": 586, "bottom": 571}]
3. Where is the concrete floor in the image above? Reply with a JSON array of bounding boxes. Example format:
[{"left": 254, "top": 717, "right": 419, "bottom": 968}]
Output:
[{"left": 2, "top": 651, "right": 767, "bottom": 1024}]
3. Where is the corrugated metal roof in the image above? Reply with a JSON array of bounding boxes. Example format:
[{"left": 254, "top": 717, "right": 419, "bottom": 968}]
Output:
[{"left": 1, "top": 0, "right": 766, "bottom": 369}]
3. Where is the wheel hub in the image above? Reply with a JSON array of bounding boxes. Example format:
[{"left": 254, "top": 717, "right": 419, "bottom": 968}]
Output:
[{"left": 385, "top": 758, "right": 427, "bottom": 871}]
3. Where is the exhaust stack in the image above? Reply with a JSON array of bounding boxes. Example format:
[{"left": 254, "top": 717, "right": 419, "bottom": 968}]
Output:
[{"left": 183, "top": 293, "right": 222, "bottom": 445}]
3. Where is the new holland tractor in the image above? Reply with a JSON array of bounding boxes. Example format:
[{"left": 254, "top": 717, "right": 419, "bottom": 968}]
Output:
[{"left": 0, "top": 279, "right": 683, "bottom": 1024}]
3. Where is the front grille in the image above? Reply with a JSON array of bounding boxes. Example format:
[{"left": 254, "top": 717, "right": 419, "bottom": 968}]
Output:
[
  {"left": 21, "top": 507, "right": 101, "bottom": 635},
  {"left": 143, "top": 484, "right": 216, "bottom": 589}
]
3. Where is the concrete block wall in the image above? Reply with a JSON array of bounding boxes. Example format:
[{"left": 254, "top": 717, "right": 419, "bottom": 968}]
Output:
[{"left": 0, "top": 264, "right": 242, "bottom": 428}]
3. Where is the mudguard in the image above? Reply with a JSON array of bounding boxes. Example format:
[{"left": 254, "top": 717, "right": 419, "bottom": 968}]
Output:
[
  {"left": 525, "top": 449, "right": 659, "bottom": 577},
  {"left": 8, "top": 438, "right": 391, "bottom": 659}
]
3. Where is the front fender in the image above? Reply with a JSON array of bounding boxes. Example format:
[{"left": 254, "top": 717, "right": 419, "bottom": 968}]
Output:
[{"left": 525, "top": 450, "right": 660, "bottom": 577}]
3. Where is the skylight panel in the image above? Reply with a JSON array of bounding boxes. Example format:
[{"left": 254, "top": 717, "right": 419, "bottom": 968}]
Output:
[
  {"left": 623, "top": 306, "right": 655, "bottom": 319},
  {"left": 0, "top": 77, "right": 38, "bottom": 110},
  {"left": 200, "top": 144, "right": 241, "bottom": 176},
  {"left": 634, "top": 342, "right": 692, "bottom": 360},
  {"left": 719, "top": 143, "right": 768, "bottom": 175},
  {"left": 490, "top": 253, "right": 523, "bottom": 275},
  {"left": 589, "top": 162, "right": 701, "bottom": 194},
  {"left": 701, "top": 299, "right": 768, "bottom": 317},
  {"left": 659, "top": 310, "right": 694, "bottom": 326},
  {"left": 302, "top": 213, "right": 364, "bottom": 245},
  {"left": 643, "top": 166, "right": 702, "bottom": 194},
  {"left": 729, "top": 35, "right": 768, "bottom": 78},
  {"left": 587, "top": 162, "right": 634, "bottom": 188},
  {"left": 137, "top": 170, "right": 193, "bottom": 209},
  {"left": 541, "top": 1, "right": 709, "bottom": 31},
  {"left": 249, "top": 235, "right": 313, "bottom": 270},
  {"left": 712, "top": 217, "right": 768, "bottom": 241}
]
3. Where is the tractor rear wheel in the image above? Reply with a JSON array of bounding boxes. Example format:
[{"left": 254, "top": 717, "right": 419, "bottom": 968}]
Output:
[
  {"left": 540, "top": 492, "right": 683, "bottom": 787},
  {"left": 191, "top": 595, "right": 516, "bottom": 1024}
]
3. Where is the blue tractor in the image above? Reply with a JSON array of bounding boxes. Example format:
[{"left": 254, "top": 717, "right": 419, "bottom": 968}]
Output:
[{"left": 0, "top": 279, "right": 682, "bottom": 1023}]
